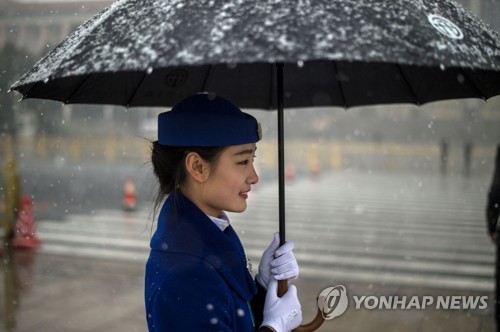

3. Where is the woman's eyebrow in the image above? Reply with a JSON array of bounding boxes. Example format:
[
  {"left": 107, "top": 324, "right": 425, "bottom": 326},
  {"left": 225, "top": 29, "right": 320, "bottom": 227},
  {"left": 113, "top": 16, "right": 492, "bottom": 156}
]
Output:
[{"left": 234, "top": 147, "right": 257, "bottom": 156}]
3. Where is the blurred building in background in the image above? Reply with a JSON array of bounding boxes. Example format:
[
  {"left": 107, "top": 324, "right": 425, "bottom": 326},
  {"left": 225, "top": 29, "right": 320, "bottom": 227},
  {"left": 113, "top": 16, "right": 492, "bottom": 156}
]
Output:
[
  {"left": 0, "top": 0, "right": 111, "bottom": 53},
  {"left": 460, "top": 0, "right": 500, "bottom": 31},
  {"left": 1, "top": 0, "right": 500, "bottom": 175}
]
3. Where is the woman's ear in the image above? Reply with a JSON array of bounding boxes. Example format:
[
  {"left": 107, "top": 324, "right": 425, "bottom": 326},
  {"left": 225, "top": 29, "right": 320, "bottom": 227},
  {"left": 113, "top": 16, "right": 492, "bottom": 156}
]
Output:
[{"left": 185, "top": 152, "right": 210, "bottom": 183}]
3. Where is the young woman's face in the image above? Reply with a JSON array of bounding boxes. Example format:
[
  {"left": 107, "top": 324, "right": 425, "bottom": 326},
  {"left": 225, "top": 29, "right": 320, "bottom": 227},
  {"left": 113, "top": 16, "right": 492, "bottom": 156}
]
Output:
[{"left": 198, "top": 143, "right": 259, "bottom": 217}]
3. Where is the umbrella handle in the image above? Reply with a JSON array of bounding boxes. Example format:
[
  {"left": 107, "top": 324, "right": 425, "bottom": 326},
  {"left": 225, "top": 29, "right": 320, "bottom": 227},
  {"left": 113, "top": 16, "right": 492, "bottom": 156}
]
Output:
[{"left": 277, "top": 279, "right": 325, "bottom": 332}]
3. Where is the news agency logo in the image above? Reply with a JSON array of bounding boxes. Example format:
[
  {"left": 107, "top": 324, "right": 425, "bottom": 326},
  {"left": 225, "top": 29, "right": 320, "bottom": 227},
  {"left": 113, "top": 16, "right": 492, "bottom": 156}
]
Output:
[
  {"left": 317, "top": 285, "right": 489, "bottom": 320},
  {"left": 317, "top": 285, "right": 349, "bottom": 320}
]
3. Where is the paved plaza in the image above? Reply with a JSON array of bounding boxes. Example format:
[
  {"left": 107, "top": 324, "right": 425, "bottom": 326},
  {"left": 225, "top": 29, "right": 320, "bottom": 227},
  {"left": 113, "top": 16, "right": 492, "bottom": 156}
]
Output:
[{"left": 0, "top": 170, "right": 496, "bottom": 331}]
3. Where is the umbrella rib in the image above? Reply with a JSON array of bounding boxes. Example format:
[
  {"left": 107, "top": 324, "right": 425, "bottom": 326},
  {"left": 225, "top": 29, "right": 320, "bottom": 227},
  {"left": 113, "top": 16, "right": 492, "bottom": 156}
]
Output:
[
  {"left": 22, "top": 81, "right": 39, "bottom": 101},
  {"left": 201, "top": 65, "right": 213, "bottom": 91},
  {"left": 126, "top": 72, "right": 149, "bottom": 107},
  {"left": 64, "top": 74, "right": 91, "bottom": 104},
  {"left": 459, "top": 68, "right": 487, "bottom": 100},
  {"left": 396, "top": 64, "right": 421, "bottom": 105},
  {"left": 330, "top": 61, "right": 347, "bottom": 108}
]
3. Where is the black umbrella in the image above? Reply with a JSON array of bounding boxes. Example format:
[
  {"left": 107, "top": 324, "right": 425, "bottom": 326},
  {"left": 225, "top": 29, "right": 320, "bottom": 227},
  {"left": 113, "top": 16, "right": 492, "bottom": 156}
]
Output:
[
  {"left": 10, "top": 0, "right": 500, "bottom": 330},
  {"left": 11, "top": 0, "right": 500, "bottom": 108}
]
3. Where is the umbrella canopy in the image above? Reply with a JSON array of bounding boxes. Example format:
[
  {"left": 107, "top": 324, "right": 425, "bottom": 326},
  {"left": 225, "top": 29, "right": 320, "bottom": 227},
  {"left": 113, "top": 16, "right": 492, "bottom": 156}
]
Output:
[{"left": 11, "top": 0, "right": 500, "bottom": 108}]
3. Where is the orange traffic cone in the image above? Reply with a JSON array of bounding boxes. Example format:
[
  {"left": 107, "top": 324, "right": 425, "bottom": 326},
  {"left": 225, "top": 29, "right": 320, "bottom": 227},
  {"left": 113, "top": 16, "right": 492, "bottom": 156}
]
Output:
[
  {"left": 10, "top": 195, "right": 42, "bottom": 249},
  {"left": 310, "top": 161, "right": 322, "bottom": 178},
  {"left": 123, "top": 177, "right": 137, "bottom": 211}
]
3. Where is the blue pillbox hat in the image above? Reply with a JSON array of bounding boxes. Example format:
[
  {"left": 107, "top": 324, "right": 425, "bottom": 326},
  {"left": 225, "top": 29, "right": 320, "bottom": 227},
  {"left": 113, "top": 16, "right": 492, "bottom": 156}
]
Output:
[{"left": 158, "top": 93, "right": 261, "bottom": 146}]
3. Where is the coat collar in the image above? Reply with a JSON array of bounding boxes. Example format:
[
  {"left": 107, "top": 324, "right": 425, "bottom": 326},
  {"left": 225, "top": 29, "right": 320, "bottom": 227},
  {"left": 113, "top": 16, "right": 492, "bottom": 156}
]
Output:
[{"left": 151, "top": 191, "right": 257, "bottom": 300}]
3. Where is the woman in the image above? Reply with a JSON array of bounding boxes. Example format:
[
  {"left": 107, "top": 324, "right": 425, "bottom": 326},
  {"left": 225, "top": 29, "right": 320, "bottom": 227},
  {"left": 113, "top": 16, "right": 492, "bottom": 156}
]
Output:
[{"left": 145, "top": 93, "right": 302, "bottom": 332}]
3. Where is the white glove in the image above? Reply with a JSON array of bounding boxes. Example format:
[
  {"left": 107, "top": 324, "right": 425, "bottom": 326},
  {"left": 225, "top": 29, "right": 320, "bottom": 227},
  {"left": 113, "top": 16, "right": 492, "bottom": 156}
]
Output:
[
  {"left": 257, "top": 232, "right": 299, "bottom": 290},
  {"left": 261, "top": 279, "right": 302, "bottom": 332}
]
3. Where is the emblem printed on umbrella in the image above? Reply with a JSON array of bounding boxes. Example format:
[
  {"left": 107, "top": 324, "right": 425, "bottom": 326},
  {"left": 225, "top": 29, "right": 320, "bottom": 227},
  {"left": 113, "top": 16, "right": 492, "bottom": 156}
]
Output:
[
  {"left": 427, "top": 14, "right": 464, "bottom": 40},
  {"left": 165, "top": 69, "right": 189, "bottom": 87}
]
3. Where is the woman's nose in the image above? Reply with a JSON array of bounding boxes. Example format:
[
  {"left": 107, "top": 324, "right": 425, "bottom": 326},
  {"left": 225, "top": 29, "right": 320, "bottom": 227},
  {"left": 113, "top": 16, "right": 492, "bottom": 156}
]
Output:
[{"left": 248, "top": 163, "right": 259, "bottom": 185}]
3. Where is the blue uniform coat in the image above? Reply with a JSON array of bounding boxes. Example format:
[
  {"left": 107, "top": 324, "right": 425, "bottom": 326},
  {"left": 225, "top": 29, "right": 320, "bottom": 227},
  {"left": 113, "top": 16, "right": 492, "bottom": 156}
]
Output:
[{"left": 145, "top": 192, "right": 263, "bottom": 331}]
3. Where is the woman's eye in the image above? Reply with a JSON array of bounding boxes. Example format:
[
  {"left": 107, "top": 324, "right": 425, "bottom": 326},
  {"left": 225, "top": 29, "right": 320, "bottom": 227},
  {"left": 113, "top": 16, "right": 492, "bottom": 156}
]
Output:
[{"left": 238, "top": 155, "right": 256, "bottom": 165}]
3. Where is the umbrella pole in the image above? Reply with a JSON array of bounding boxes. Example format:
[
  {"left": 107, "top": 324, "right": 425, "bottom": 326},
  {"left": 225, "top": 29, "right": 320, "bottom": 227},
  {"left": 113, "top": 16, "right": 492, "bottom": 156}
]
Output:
[
  {"left": 277, "top": 62, "right": 286, "bottom": 248},
  {"left": 275, "top": 63, "right": 326, "bottom": 332},
  {"left": 276, "top": 63, "right": 289, "bottom": 299}
]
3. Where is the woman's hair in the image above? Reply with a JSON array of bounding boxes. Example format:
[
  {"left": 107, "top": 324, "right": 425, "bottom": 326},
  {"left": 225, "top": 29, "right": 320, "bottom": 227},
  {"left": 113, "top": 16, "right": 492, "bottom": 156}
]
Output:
[{"left": 151, "top": 141, "right": 227, "bottom": 216}]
